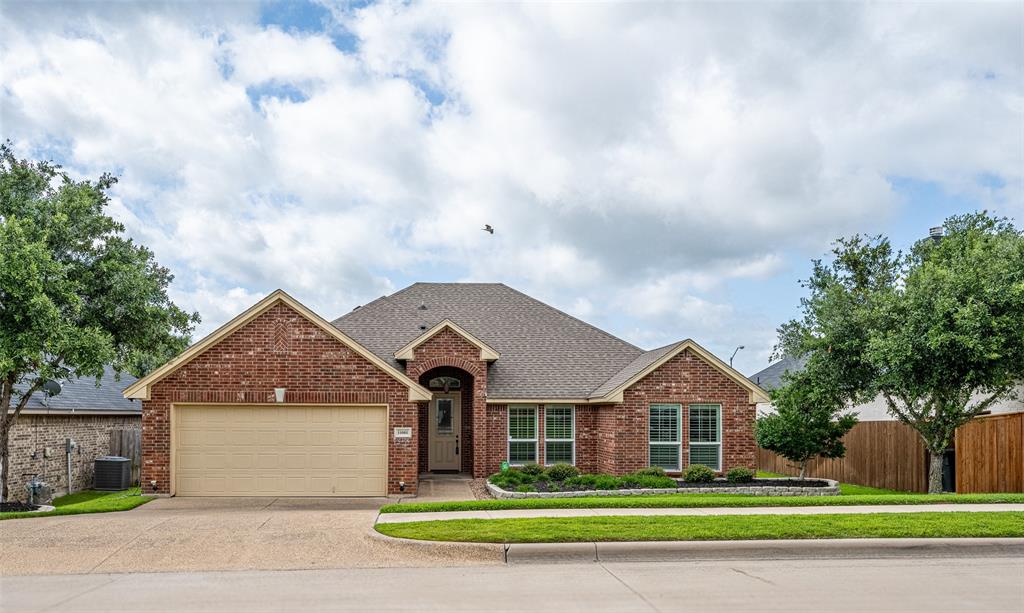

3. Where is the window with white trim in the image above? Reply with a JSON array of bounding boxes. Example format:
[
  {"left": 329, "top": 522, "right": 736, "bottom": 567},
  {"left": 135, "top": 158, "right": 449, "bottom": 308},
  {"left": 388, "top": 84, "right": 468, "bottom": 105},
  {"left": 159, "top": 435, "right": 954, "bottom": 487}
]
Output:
[
  {"left": 544, "top": 405, "right": 575, "bottom": 465},
  {"left": 649, "top": 404, "right": 681, "bottom": 471},
  {"left": 689, "top": 404, "right": 722, "bottom": 471},
  {"left": 508, "top": 405, "right": 538, "bottom": 465}
]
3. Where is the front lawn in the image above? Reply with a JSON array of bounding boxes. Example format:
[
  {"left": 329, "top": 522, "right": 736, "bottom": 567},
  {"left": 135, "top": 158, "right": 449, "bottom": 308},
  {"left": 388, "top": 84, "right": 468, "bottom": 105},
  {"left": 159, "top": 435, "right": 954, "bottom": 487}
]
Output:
[
  {"left": 757, "top": 471, "right": 906, "bottom": 495},
  {"left": 375, "top": 511, "right": 1024, "bottom": 543},
  {"left": 0, "top": 488, "right": 154, "bottom": 521},
  {"left": 381, "top": 492, "right": 1024, "bottom": 514}
]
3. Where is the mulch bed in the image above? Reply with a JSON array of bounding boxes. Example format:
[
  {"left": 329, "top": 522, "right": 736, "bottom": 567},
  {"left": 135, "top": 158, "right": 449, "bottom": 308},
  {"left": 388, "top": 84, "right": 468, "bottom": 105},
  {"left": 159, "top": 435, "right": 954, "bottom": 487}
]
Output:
[
  {"left": 0, "top": 501, "right": 39, "bottom": 513},
  {"left": 675, "top": 478, "right": 829, "bottom": 489},
  {"left": 470, "top": 478, "right": 493, "bottom": 500},
  {"left": 523, "top": 477, "right": 829, "bottom": 493}
]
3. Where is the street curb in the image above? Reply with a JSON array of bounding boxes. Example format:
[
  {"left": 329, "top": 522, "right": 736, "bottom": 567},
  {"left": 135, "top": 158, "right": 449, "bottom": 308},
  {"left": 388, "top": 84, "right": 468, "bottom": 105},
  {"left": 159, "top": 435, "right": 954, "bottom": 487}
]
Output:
[
  {"left": 505, "top": 538, "right": 1024, "bottom": 564},
  {"left": 367, "top": 525, "right": 506, "bottom": 559}
]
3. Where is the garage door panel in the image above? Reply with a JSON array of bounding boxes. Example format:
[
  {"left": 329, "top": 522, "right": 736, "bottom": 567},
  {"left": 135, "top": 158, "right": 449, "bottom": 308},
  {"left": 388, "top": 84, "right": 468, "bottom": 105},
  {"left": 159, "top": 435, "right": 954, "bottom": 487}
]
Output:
[{"left": 174, "top": 405, "right": 387, "bottom": 496}]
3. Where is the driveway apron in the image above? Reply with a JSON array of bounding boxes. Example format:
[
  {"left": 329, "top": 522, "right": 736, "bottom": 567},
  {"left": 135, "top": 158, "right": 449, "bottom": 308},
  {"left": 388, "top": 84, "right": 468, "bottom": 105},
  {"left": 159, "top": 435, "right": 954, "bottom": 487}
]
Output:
[{"left": 0, "top": 497, "right": 502, "bottom": 576}]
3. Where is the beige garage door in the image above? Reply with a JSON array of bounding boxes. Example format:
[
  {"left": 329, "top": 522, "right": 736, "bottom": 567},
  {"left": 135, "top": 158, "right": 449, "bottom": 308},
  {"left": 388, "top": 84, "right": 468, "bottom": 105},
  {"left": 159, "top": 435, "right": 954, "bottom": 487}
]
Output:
[{"left": 174, "top": 405, "right": 387, "bottom": 496}]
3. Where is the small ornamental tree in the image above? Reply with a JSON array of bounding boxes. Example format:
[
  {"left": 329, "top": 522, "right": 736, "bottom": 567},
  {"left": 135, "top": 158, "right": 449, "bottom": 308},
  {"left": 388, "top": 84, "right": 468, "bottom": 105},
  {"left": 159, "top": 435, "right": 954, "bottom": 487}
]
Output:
[
  {"left": 778, "top": 212, "right": 1024, "bottom": 493},
  {"left": 755, "top": 369, "right": 858, "bottom": 479},
  {"left": 0, "top": 144, "right": 199, "bottom": 500}
]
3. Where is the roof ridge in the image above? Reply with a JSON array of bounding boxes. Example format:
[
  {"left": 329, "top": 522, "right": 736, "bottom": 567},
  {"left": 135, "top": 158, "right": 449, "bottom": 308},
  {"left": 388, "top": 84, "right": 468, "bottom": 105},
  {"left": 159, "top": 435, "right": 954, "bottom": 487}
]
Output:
[{"left": 497, "top": 283, "right": 642, "bottom": 353}]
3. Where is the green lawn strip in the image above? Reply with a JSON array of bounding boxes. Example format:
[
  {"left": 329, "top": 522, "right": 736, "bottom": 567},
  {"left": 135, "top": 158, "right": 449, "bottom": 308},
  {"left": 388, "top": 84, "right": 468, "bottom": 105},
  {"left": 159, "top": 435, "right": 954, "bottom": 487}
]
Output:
[
  {"left": 375, "top": 511, "right": 1024, "bottom": 543},
  {"left": 381, "top": 492, "right": 1024, "bottom": 514},
  {"left": 756, "top": 471, "right": 907, "bottom": 495},
  {"left": 0, "top": 488, "right": 154, "bottom": 521}
]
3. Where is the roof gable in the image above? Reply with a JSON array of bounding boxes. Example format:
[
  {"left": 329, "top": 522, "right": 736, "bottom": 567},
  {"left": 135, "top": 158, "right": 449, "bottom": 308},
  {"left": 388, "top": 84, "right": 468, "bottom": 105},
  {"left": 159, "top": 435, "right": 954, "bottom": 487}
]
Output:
[
  {"left": 124, "top": 290, "right": 431, "bottom": 402},
  {"left": 394, "top": 319, "right": 500, "bottom": 361},
  {"left": 591, "top": 339, "right": 771, "bottom": 404}
]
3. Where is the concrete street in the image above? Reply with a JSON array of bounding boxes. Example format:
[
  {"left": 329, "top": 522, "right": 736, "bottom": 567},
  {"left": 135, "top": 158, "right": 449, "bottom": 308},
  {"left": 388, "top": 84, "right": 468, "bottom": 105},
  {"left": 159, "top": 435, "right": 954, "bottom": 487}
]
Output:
[{"left": 3, "top": 556, "right": 1022, "bottom": 613}]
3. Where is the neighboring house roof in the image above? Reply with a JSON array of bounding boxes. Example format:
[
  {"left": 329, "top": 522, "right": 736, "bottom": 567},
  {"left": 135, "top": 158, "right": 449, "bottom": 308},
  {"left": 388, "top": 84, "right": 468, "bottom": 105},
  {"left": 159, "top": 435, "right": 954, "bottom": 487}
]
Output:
[
  {"left": 13, "top": 366, "right": 139, "bottom": 414},
  {"left": 749, "top": 355, "right": 807, "bottom": 390},
  {"left": 124, "top": 290, "right": 431, "bottom": 402},
  {"left": 333, "top": 283, "right": 643, "bottom": 399},
  {"left": 333, "top": 283, "right": 769, "bottom": 403}
]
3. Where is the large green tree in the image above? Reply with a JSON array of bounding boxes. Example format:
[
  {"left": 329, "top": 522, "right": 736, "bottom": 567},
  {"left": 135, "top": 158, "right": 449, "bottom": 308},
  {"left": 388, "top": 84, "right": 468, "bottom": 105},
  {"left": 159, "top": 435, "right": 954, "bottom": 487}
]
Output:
[
  {"left": 755, "top": 368, "right": 859, "bottom": 479},
  {"left": 0, "top": 144, "right": 198, "bottom": 500},
  {"left": 779, "top": 212, "right": 1024, "bottom": 493}
]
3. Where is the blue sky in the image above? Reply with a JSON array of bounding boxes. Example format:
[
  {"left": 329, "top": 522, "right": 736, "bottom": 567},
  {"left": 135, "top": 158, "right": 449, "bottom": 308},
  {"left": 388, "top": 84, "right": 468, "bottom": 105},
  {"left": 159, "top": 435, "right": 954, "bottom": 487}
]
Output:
[{"left": 2, "top": 1, "right": 1021, "bottom": 376}]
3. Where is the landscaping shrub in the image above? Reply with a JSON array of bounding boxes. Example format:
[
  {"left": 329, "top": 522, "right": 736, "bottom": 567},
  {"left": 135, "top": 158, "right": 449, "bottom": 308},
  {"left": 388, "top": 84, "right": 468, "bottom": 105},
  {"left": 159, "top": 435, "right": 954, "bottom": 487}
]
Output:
[
  {"left": 489, "top": 469, "right": 537, "bottom": 489},
  {"left": 682, "top": 464, "right": 716, "bottom": 483},
  {"left": 621, "top": 474, "right": 677, "bottom": 489},
  {"left": 544, "top": 463, "right": 580, "bottom": 481},
  {"left": 563, "top": 474, "right": 598, "bottom": 489},
  {"left": 515, "top": 484, "right": 537, "bottom": 493},
  {"left": 631, "top": 466, "right": 667, "bottom": 477},
  {"left": 726, "top": 467, "right": 755, "bottom": 483},
  {"left": 593, "top": 475, "right": 622, "bottom": 490},
  {"left": 520, "top": 463, "right": 545, "bottom": 476}
]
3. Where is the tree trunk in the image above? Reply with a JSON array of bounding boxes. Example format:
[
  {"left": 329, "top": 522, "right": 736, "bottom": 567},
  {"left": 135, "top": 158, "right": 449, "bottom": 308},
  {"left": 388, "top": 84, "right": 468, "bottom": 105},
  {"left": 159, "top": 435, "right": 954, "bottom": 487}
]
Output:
[
  {"left": 927, "top": 451, "right": 945, "bottom": 494},
  {"left": 0, "top": 423, "right": 10, "bottom": 502},
  {"left": 799, "top": 461, "right": 807, "bottom": 480}
]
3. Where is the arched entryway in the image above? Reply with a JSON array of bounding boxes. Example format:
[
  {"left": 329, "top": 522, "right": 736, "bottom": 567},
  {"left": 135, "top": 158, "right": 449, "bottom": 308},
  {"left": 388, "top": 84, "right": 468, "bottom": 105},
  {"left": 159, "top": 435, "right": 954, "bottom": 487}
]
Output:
[{"left": 417, "top": 366, "right": 475, "bottom": 474}]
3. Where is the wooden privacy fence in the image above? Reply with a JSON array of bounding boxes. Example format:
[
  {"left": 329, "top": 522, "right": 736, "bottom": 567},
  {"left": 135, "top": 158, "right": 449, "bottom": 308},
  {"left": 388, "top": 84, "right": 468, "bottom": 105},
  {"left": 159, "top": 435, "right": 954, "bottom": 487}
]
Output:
[
  {"left": 758, "top": 421, "right": 929, "bottom": 493},
  {"left": 956, "top": 412, "right": 1024, "bottom": 494},
  {"left": 109, "top": 428, "right": 141, "bottom": 485}
]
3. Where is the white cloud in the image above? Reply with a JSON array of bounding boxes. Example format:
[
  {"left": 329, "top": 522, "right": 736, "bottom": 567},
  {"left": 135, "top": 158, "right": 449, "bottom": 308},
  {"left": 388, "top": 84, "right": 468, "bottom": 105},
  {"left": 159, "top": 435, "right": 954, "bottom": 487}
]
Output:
[{"left": 2, "top": 1, "right": 1020, "bottom": 374}]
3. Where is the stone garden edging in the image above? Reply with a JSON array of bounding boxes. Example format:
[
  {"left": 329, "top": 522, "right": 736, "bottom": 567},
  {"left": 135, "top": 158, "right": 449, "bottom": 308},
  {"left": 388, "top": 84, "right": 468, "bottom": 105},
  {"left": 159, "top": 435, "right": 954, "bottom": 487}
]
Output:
[{"left": 486, "top": 478, "right": 840, "bottom": 499}]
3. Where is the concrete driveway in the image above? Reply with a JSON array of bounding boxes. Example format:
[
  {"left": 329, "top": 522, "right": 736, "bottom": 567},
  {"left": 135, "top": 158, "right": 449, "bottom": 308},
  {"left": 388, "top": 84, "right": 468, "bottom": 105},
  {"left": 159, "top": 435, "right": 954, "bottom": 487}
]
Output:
[{"left": 0, "top": 497, "right": 502, "bottom": 576}]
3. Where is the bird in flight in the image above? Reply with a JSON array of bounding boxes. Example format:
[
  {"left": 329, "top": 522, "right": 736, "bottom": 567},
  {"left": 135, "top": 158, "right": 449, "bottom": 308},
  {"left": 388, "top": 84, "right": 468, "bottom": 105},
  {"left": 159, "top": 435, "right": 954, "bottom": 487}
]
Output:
[{"left": 482, "top": 224, "right": 494, "bottom": 234}]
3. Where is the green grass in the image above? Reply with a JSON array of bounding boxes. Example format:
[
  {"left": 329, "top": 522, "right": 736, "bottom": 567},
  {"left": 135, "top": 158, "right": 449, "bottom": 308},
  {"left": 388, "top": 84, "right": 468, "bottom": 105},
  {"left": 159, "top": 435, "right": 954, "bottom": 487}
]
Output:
[
  {"left": 381, "top": 492, "right": 1024, "bottom": 514},
  {"left": 376, "top": 511, "right": 1024, "bottom": 543},
  {"left": 756, "top": 471, "right": 906, "bottom": 495},
  {"left": 0, "top": 488, "right": 154, "bottom": 521}
]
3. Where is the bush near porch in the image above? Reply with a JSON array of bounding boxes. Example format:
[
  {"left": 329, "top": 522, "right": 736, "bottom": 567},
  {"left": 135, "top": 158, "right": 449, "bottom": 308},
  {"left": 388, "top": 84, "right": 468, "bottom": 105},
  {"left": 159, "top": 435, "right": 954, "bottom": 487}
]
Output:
[{"left": 491, "top": 464, "right": 699, "bottom": 493}]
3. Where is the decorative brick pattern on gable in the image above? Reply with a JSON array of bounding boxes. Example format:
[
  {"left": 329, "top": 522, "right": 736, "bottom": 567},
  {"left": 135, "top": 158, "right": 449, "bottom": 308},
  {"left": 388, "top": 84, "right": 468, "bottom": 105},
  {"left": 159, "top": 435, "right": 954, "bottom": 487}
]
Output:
[{"left": 142, "top": 302, "right": 419, "bottom": 495}]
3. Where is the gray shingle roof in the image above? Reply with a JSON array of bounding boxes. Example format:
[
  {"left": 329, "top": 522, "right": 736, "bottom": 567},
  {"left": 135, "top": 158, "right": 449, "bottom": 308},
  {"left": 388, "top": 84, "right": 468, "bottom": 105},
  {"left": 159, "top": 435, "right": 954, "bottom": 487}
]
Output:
[
  {"left": 589, "top": 341, "right": 684, "bottom": 398},
  {"left": 332, "top": 283, "right": 644, "bottom": 398},
  {"left": 748, "top": 356, "right": 807, "bottom": 390},
  {"left": 14, "top": 367, "right": 140, "bottom": 413}
]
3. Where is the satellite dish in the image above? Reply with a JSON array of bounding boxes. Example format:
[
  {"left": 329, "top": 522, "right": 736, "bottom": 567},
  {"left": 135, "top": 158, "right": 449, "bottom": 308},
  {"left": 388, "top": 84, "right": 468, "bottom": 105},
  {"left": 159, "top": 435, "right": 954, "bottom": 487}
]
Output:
[{"left": 42, "top": 380, "right": 62, "bottom": 397}]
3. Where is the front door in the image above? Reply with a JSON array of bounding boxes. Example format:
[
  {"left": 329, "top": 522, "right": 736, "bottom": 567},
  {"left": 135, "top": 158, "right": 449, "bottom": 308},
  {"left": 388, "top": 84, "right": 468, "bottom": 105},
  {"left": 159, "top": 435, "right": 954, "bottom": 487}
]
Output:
[{"left": 428, "top": 393, "right": 461, "bottom": 471}]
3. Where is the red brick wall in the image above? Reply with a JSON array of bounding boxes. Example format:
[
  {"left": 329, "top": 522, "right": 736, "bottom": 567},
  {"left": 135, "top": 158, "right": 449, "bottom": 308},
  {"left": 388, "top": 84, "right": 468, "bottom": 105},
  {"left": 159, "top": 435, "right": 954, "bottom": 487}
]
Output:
[
  {"left": 142, "top": 302, "right": 419, "bottom": 495},
  {"left": 484, "top": 404, "right": 509, "bottom": 475},
  {"left": 404, "top": 327, "right": 489, "bottom": 477},
  {"left": 8, "top": 414, "right": 140, "bottom": 501},
  {"left": 615, "top": 348, "right": 756, "bottom": 474}
]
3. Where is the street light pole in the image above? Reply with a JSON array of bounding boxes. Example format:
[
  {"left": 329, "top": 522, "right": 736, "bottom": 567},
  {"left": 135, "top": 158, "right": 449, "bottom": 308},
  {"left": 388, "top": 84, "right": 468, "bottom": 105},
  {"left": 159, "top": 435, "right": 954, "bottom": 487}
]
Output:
[{"left": 729, "top": 345, "right": 745, "bottom": 368}]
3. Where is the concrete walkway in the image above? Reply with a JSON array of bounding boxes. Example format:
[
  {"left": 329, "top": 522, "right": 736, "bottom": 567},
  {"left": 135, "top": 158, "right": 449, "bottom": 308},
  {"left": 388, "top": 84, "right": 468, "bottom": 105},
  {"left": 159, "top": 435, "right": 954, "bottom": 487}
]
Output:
[{"left": 376, "top": 502, "right": 1024, "bottom": 523}]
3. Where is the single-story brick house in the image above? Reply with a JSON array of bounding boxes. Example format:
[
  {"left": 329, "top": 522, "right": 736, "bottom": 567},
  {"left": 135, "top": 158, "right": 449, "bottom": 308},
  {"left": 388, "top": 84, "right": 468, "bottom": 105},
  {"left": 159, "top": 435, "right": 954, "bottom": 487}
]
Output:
[
  {"left": 7, "top": 367, "right": 140, "bottom": 501},
  {"left": 126, "top": 283, "right": 768, "bottom": 497}
]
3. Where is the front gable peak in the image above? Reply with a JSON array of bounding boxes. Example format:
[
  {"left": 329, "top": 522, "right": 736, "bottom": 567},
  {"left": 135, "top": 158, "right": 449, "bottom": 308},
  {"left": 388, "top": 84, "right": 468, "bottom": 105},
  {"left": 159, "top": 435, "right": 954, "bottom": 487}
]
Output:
[{"left": 393, "top": 319, "right": 500, "bottom": 362}]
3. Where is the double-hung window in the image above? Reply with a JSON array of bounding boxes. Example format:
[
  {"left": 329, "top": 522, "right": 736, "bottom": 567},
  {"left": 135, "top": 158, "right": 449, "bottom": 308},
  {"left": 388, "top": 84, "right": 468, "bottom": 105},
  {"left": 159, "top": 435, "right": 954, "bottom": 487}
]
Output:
[
  {"left": 648, "top": 404, "right": 681, "bottom": 471},
  {"left": 544, "top": 405, "right": 575, "bottom": 465},
  {"left": 508, "top": 405, "right": 538, "bottom": 465},
  {"left": 689, "top": 404, "right": 722, "bottom": 471}
]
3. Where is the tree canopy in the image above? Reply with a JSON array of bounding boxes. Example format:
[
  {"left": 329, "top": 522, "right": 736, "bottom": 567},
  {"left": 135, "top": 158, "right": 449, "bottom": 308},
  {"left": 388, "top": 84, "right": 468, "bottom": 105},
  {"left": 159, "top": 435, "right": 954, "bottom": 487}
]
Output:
[
  {"left": 0, "top": 143, "right": 199, "bottom": 499},
  {"left": 777, "top": 212, "right": 1024, "bottom": 492}
]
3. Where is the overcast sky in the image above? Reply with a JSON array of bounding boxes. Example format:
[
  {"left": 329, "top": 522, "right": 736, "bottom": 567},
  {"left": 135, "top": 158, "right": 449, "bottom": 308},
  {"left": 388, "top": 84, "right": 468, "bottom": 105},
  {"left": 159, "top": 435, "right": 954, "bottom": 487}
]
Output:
[{"left": 2, "top": 1, "right": 1021, "bottom": 375}]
